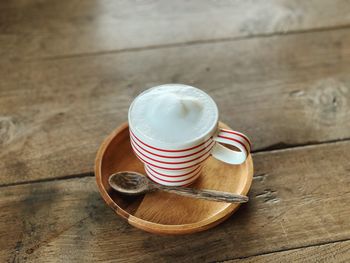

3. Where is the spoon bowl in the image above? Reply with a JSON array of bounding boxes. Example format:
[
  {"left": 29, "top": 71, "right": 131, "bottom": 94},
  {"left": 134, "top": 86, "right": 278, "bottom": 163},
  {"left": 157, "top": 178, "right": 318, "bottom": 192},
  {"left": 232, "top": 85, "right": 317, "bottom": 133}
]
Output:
[{"left": 108, "top": 171, "right": 153, "bottom": 195}]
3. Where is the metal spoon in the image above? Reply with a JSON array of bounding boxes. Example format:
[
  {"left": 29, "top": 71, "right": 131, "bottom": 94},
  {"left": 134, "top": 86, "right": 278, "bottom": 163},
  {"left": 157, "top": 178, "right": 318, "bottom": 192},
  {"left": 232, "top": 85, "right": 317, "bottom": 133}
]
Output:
[{"left": 108, "top": 171, "right": 249, "bottom": 203}]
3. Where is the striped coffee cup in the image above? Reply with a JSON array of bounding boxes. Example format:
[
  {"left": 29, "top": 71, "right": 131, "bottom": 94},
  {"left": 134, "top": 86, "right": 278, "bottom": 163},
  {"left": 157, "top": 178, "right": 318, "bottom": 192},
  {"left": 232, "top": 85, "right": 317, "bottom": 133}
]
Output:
[{"left": 128, "top": 84, "right": 251, "bottom": 187}]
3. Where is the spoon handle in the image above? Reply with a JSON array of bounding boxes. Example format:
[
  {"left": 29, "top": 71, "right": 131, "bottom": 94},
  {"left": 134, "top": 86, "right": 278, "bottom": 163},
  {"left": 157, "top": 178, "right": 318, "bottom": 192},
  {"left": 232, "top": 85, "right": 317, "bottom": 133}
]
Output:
[{"left": 153, "top": 185, "right": 249, "bottom": 203}]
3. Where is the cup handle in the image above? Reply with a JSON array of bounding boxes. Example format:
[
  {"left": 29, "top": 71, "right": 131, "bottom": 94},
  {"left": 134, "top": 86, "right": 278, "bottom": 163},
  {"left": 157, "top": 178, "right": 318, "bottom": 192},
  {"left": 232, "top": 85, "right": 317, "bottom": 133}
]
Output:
[{"left": 211, "top": 128, "right": 251, "bottom": 165}]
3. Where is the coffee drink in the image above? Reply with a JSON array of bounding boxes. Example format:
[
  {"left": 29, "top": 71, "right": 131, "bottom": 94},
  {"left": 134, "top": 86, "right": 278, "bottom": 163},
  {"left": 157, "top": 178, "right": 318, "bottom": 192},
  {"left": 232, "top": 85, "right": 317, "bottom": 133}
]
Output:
[{"left": 129, "top": 84, "right": 218, "bottom": 145}]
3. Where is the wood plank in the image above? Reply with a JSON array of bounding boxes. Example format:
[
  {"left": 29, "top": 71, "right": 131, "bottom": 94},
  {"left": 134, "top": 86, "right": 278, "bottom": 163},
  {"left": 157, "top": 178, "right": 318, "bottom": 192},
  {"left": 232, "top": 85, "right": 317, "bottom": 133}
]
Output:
[
  {"left": 1, "top": 27, "right": 350, "bottom": 185},
  {"left": 227, "top": 240, "right": 350, "bottom": 263},
  {"left": 2, "top": 0, "right": 350, "bottom": 59},
  {"left": 1, "top": 141, "right": 350, "bottom": 262}
]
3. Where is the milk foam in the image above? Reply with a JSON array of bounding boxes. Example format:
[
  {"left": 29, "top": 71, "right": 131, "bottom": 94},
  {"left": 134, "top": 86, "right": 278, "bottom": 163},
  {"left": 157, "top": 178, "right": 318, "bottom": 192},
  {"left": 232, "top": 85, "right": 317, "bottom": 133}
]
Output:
[{"left": 129, "top": 84, "right": 218, "bottom": 145}]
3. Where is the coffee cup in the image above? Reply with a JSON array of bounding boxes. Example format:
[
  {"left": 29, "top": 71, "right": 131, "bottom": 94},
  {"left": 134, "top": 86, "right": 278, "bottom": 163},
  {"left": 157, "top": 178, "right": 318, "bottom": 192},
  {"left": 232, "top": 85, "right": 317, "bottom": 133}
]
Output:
[{"left": 128, "top": 84, "right": 251, "bottom": 187}]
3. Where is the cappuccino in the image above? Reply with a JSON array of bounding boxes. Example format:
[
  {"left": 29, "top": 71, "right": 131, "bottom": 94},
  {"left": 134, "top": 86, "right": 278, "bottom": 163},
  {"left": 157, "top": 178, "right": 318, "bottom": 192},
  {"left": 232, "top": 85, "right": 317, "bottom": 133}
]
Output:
[{"left": 129, "top": 84, "right": 218, "bottom": 145}]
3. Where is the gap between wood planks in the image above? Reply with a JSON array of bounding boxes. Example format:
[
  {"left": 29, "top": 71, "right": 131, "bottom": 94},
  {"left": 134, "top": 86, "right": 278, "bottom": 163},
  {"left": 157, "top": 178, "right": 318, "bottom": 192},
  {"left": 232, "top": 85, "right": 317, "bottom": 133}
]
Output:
[
  {"left": 255, "top": 136, "right": 350, "bottom": 153},
  {"left": 35, "top": 23, "right": 350, "bottom": 61},
  {"left": 218, "top": 237, "right": 350, "bottom": 263},
  {"left": 1, "top": 137, "right": 349, "bottom": 189},
  {"left": 0, "top": 172, "right": 95, "bottom": 188}
]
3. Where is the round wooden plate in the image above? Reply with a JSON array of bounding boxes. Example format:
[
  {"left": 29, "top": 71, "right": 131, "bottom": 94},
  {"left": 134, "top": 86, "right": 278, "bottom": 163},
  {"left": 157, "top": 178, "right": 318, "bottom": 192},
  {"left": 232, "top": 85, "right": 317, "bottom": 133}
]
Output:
[{"left": 95, "top": 122, "right": 253, "bottom": 235}]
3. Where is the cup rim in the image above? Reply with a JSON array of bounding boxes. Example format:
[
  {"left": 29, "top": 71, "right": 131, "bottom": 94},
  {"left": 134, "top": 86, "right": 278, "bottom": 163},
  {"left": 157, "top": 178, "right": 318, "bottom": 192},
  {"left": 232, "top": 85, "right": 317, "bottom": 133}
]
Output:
[{"left": 128, "top": 84, "right": 219, "bottom": 149}]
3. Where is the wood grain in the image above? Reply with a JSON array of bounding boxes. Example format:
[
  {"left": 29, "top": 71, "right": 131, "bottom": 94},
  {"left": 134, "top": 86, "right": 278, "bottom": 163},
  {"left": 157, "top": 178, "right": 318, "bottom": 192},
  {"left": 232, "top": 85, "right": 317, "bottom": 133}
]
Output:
[
  {"left": 227, "top": 240, "right": 350, "bottom": 263},
  {"left": 1, "top": 0, "right": 350, "bottom": 59},
  {"left": 2, "top": 1, "right": 349, "bottom": 261},
  {"left": 1, "top": 27, "right": 350, "bottom": 185},
  {"left": 1, "top": 141, "right": 350, "bottom": 262},
  {"left": 153, "top": 185, "right": 249, "bottom": 203}
]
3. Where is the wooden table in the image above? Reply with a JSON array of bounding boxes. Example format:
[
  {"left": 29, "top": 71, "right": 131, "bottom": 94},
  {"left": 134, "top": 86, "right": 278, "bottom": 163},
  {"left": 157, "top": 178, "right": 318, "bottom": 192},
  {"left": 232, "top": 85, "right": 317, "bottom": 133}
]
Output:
[{"left": 1, "top": 1, "right": 350, "bottom": 262}]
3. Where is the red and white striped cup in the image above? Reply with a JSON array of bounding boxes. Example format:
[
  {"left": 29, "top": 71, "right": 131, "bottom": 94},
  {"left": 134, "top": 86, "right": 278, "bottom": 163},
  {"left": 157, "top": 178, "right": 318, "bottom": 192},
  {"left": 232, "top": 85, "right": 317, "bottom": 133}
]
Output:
[{"left": 128, "top": 85, "right": 251, "bottom": 187}]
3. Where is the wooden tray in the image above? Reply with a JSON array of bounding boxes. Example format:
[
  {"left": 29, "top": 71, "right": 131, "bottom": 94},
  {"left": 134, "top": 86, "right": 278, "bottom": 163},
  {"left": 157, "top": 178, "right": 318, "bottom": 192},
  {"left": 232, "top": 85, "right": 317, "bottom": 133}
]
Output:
[{"left": 95, "top": 122, "right": 253, "bottom": 235}]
